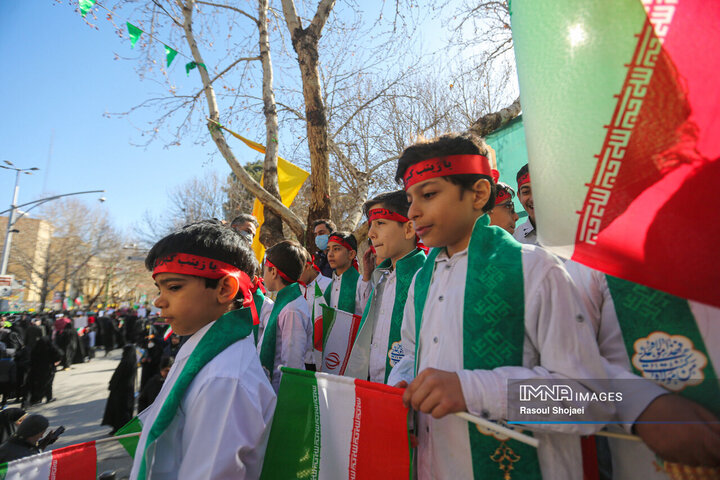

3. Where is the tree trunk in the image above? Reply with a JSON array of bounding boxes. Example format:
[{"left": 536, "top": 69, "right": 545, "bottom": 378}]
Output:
[
  {"left": 467, "top": 97, "right": 522, "bottom": 137},
  {"left": 257, "top": 0, "right": 285, "bottom": 247},
  {"left": 280, "top": 0, "right": 336, "bottom": 246},
  {"left": 179, "top": 0, "right": 306, "bottom": 240}
]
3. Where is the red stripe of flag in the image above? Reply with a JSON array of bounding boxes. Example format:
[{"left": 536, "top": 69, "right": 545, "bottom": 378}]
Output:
[{"left": 50, "top": 441, "right": 96, "bottom": 480}]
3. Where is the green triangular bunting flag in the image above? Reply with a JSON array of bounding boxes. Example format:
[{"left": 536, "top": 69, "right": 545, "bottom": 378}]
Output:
[
  {"left": 185, "top": 61, "right": 207, "bottom": 76},
  {"left": 165, "top": 45, "right": 178, "bottom": 67},
  {"left": 127, "top": 22, "right": 143, "bottom": 49},
  {"left": 79, "top": 0, "right": 96, "bottom": 17}
]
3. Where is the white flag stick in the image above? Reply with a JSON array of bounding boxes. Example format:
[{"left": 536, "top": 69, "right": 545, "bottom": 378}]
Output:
[
  {"left": 93, "top": 432, "right": 142, "bottom": 446},
  {"left": 594, "top": 430, "right": 642, "bottom": 442},
  {"left": 454, "top": 412, "right": 540, "bottom": 448}
]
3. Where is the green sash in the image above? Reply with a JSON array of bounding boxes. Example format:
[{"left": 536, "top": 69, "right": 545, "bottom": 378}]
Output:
[
  {"left": 323, "top": 267, "right": 360, "bottom": 313},
  {"left": 412, "top": 215, "right": 541, "bottom": 479},
  {"left": 352, "top": 248, "right": 426, "bottom": 383},
  {"left": 252, "top": 290, "right": 266, "bottom": 345},
  {"left": 137, "top": 308, "right": 254, "bottom": 480},
  {"left": 606, "top": 276, "right": 720, "bottom": 416},
  {"left": 259, "top": 283, "right": 303, "bottom": 381}
]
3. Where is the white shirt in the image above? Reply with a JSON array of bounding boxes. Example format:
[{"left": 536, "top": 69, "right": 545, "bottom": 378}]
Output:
[
  {"left": 566, "top": 261, "right": 720, "bottom": 480},
  {"left": 256, "top": 294, "right": 312, "bottom": 392},
  {"left": 129, "top": 320, "right": 276, "bottom": 480},
  {"left": 513, "top": 218, "right": 538, "bottom": 245},
  {"left": 255, "top": 296, "right": 275, "bottom": 344},
  {"left": 327, "top": 270, "right": 371, "bottom": 316},
  {"left": 388, "top": 244, "right": 611, "bottom": 480},
  {"left": 299, "top": 274, "right": 332, "bottom": 313}
]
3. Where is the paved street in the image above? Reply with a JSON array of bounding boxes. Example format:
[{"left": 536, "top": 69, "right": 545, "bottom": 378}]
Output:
[{"left": 24, "top": 348, "right": 137, "bottom": 479}]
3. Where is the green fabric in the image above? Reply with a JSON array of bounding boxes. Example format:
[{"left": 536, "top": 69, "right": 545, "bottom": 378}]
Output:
[
  {"left": 164, "top": 45, "right": 178, "bottom": 67},
  {"left": 137, "top": 308, "right": 254, "bottom": 480},
  {"left": 79, "top": 0, "right": 96, "bottom": 17},
  {"left": 185, "top": 61, "right": 207, "bottom": 76},
  {"left": 412, "top": 215, "right": 540, "bottom": 478},
  {"left": 252, "top": 290, "right": 266, "bottom": 345},
  {"left": 259, "top": 283, "right": 303, "bottom": 381},
  {"left": 115, "top": 416, "right": 143, "bottom": 458},
  {"left": 126, "top": 22, "right": 143, "bottom": 49},
  {"left": 485, "top": 115, "right": 529, "bottom": 221},
  {"left": 260, "top": 368, "right": 321, "bottom": 479},
  {"left": 606, "top": 276, "right": 720, "bottom": 416},
  {"left": 323, "top": 267, "right": 360, "bottom": 314}
]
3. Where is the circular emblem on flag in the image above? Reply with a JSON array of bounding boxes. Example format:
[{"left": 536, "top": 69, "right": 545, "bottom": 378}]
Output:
[
  {"left": 325, "top": 352, "right": 341, "bottom": 370},
  {"left": 632, "top": 331, "right": 707, "bottom": 392},
  {"left": 387, "top": 341, "right": 404, "bottom": 367}
]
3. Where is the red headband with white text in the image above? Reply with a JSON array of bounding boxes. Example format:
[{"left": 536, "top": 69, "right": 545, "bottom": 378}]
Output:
[
  {"left": 496, "top": 188, "right": 512, "bottom": 205},
  {"left": 367, "top": 208, "right": 409, "bottom": 226},
  {"left": 152, "top": 253, "right": 260, "bottom": 324},
  {"left": 517, "top": 172, "right": 531, "bottom": 188},
  {"left": 403, "top": 154, "right": 493, "bottom": 190}
]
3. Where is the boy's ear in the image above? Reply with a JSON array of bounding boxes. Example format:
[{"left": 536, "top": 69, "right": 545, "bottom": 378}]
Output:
[
  {"left": 216, "top": 275, "right": 240, "bottom": 304},
  {"left": 471, "top": 178, "right": 492, "bottom": 211},
  {"left": 348, "top": 249, "right": 357, "bottom": 261},
  {"left": 403, "top": 220, "right": 416, "bottom": 241}
]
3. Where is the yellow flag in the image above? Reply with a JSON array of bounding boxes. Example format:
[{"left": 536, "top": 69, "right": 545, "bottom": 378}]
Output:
[
  {"left": 251, "top": 158, "right": 309, "bottom": 262},
  {"left": 211, "top": 120, "right": 309, "bottom": 262}
]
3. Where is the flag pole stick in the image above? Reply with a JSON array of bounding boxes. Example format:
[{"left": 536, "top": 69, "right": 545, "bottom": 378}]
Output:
[
  {"left": 594, "top": 430, "right": 642, "bottom": 442},
  {"left": 454, "top": 412, "right": 540, "bottom": 448},
  {"left": 93, "top": 432, "right": 141, "bottom": 445}
]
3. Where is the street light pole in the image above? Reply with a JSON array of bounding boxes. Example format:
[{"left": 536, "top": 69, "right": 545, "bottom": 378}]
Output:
[
  {"left": 1, "top": 161, "right": 104, "bottom": 276},
  {"left": 1, "top": 163, "right": 37, "bottom": 275}
]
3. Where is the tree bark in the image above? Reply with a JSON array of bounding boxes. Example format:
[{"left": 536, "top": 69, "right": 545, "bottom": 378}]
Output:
[
  {"left": 179, "top": 0, "right": 306, "bottom": 240},
  {"left": 280, "top": 0, "right": 336, "bottom": 246},
  {"left": 467, "top": 97, "right": 521, "bottom": 137},
  {"left": 257, "top": 0, "right": 284, "bottom": 247}
]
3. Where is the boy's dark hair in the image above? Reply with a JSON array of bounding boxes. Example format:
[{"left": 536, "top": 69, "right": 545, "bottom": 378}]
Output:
[
  {"left": 145, "top": 219, "right": 259, "bottom": 289},
  {"left": 265, "top": 240, "right": 306, "bottom": 285},
  {"left": 312, "top": 218, "right": 336, "bottom": 232},
  {"left": 301, "top": 247, "right": 313, "bottom": 264},
  {"left": 231, "top": 214, "right": 259, "bottom": 229},
  {"left": 516, "top": 164, "right": 529, "bottom": 184},
  {"left": 394, "top": 132, "right": 496, "bottom": 212},
  {"left": 329, "top": 231, "right": 358, "bottom": 251},
  {"left": 362, "top": 190, "right": 411, "bottom": 219}
]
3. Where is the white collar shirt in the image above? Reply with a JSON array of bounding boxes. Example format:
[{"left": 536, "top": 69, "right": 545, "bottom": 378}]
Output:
[
  {"left": 130, "top": 319, "right": 276, "bottom": 480},
  {"left": 256, "top": 294, "right": 312, "bottom": 392},
  {"left": 328, "top": 270, "right": 371, "bottom": 316},
  {"left": 388, "top": 244, "right": 611, "bottom": 480},
  {"left": 512, "top": 218, "right": 538, "bottom": 245}
]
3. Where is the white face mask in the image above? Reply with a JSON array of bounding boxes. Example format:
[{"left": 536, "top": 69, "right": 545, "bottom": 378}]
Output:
[{"left": 238, "top": 230, "right": 253, "bottom": 243}]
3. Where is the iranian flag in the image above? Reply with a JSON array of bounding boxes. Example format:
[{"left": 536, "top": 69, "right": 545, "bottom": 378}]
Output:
[
  {"left": 510, "top": 0, "right": 720, "bottom": 307},
  {"left": 320, "top": 305, "right": 361, "bottom": 375},
  {"left": 0, "top": 442, "right": 96, "bottom": 480},
  {"left": 260, "top": 368, "right": 410, "bottom": 480}
]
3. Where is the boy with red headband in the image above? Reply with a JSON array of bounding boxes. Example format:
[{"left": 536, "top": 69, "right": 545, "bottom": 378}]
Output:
[
  {"left": 323, "top": 231, "right": 370, "bottom": 316},
  {"left": 345, "top": 190, "right": 425, "bottom": 383},
  {"left": 130, "top": 220, "right": 275, "bottom": 480},
  {"left": 258, "top": 240, "right": 312, "bottom": 392},
  {"left": 488, "top": 181, "right": 520, "bottom": 235},
  {"left": 387, "top": 133, "right": 611, "bottom": 479},
  {"left": 513, "top": 163, "right": 538, "bottom": 245}
]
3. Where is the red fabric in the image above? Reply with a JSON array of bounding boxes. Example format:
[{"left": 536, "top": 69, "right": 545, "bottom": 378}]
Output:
[
  {"left": 403, "top": 154, "right": 492, "bottom": 189},
  {"left": 152, "top": 253, "right": 239, "bottom": 280},
  {"left": 350, "top": 380, "right": 410, "bottom": 478},
  {"left": 367, "top": 208, "right": 409, "bottom": 226},
  {"left": 51, "top": 440, "right": 97, "bottom": 480},
  {"left": 572, "top": 0, "right": 720, "bottom": 307},
  {"left": 517, "top": 171, "right": 530, "bottom": 188},
  {"left": 265, "top": 259, "right": 296, "bottom": 284},
  {"left": 496, "top": 188, "right": 512, "bottom": 204},
  {"left": 491, "top": 168, "right": 500, "bottom": 183},
  {"left": 580, "top": 436, "right": 600, "bottom": 480}
]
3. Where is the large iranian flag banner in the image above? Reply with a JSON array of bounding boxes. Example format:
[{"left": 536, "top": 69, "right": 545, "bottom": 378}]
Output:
[
  {"left": 260, "top": 368, "right": 410, "bottom": 480},
  {"left": 320, "top": 305, "right": 361, "bottom": 375},
  {"left": 0, "top": 442, "right": 96, "bottom": 480},
  {"left": 510, "top": 0, "right": 720, "bottom": 307}
]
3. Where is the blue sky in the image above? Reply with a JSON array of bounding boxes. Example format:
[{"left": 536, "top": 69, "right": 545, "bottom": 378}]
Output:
[
  {"left": 0, "top": 1, "right": 478, "bottom": 234},
  {"left": 0, "top": 1, "right": 249, "bottom": 233}
]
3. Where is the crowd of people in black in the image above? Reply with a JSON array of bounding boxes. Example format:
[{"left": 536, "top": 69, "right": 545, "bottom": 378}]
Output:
[{"left": 0, "top": 307, "right": 180, "bottom": 463}]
